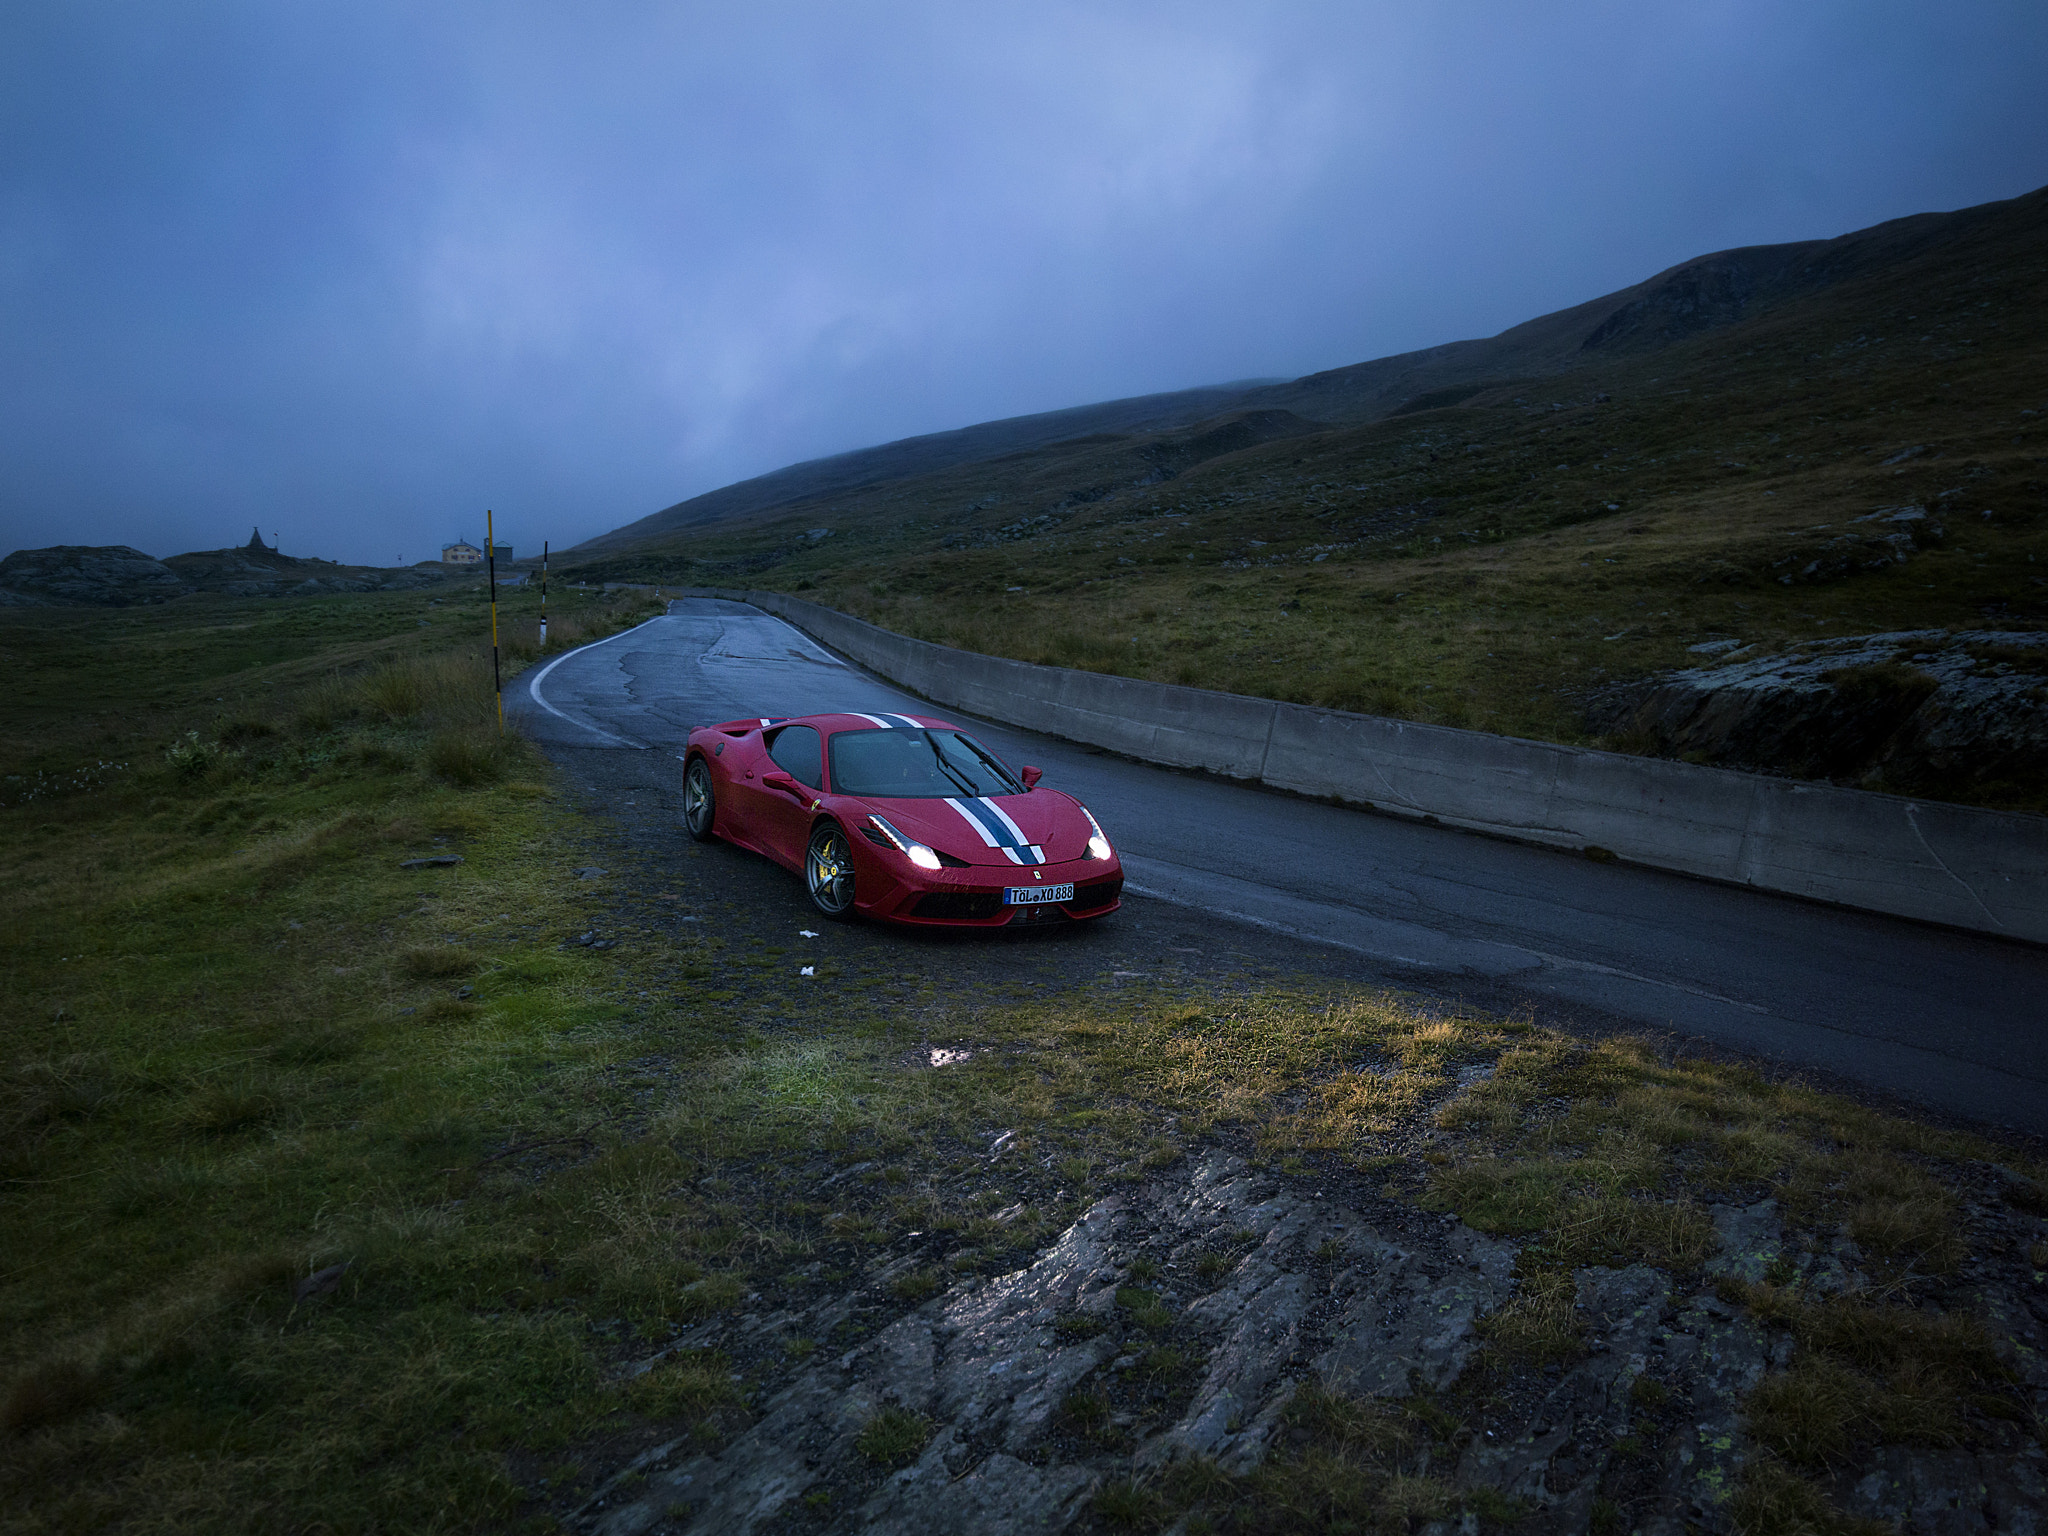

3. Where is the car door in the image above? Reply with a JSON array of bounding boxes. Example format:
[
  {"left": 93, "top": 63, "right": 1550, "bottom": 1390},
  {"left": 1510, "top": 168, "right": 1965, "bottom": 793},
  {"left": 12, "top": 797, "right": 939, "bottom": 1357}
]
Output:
[
  {"left": 755, "top": 723, "right": 825, "bottom": 868},
  {"left": 715, "top": 728, "right": 782, "bottom": 857}
]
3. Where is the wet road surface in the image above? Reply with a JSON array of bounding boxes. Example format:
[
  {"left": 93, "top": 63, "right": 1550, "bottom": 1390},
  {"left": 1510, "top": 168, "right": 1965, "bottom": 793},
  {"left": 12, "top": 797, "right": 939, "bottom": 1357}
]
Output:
[{"left": 510, "top": 599, "right": 2048, "bottom": 1135}]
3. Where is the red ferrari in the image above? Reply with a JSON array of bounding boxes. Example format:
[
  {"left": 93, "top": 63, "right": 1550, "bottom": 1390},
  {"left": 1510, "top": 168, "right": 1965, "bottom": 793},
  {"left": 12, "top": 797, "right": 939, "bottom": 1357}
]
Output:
[{"left": 680, "top": 711, "right": 1123, "bottom": 926}]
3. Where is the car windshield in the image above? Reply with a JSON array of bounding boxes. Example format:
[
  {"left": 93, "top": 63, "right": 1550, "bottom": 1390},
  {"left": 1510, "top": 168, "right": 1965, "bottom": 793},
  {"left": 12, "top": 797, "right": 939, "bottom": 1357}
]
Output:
[{"left": 828, "top": 728, "right": 1023, "bottom": 799}]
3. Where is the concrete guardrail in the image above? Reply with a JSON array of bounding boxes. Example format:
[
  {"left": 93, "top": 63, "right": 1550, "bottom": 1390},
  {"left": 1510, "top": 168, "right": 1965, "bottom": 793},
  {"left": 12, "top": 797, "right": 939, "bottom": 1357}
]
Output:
[{"left": 678, "top": 586, "right": 2048, "bottom": 944}]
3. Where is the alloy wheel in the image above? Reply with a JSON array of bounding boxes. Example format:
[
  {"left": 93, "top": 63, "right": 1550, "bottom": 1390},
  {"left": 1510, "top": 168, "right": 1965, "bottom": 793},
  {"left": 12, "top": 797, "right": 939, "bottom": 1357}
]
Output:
[
  {"left": 684, "top": 758, "right": 717, "bottom": 842},
  {"left": 806, "top": 823, "right": 857, "bottom": 919}
]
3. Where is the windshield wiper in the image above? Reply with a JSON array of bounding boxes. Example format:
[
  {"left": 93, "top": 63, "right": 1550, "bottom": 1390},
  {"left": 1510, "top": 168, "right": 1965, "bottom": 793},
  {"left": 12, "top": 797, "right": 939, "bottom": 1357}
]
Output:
[
  {"left": 922, "top": 734, "right": 982, "bottom": 797},
  {"left": 953, "top": 737, "right": 1022, "bottom": 794}
]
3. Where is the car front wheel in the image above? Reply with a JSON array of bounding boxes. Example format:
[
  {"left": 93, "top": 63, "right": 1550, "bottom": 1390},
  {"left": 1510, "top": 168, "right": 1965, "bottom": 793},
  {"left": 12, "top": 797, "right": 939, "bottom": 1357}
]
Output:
[
  {"left": 805, "top": 822, "right": 858, "bottom": 920},
  {"left": 683, "top": 757, "right": 718, "bottom": 842}
]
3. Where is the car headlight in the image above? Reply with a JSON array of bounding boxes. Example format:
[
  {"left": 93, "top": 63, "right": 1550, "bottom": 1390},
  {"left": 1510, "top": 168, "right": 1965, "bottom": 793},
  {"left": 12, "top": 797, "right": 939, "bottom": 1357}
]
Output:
[
  {"left": 1080, "top": 804, "right": 1113, "bottom": 861},
  {"left": 868, "top": 814, "right": 943, "bottom": 871}
]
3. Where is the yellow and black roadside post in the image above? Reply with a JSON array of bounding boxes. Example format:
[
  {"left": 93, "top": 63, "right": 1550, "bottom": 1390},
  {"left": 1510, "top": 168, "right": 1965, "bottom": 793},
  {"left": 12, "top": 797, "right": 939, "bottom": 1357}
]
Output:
[
  {"left": 486, "top": 510, "right": 503, "bottom": 734},
  {"left": 540, "top": 540, "right": 548, "bottom": 647}
]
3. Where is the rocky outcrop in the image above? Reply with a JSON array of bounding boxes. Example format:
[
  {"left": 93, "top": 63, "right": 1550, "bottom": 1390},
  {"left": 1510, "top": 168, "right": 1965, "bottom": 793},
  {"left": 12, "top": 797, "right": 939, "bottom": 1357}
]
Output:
[
  {"left": 1766, "top": 504, "right": 1947, "bottom": 586},
  {"left": 0, "top": 544, "right": 187, "bottom": 605},
  {"left": 566, "top": 1155, "right": 2035, "bottom": 1536},
  {"left": 1593, "top": 629, "right": 2048, "bottom": 802}
]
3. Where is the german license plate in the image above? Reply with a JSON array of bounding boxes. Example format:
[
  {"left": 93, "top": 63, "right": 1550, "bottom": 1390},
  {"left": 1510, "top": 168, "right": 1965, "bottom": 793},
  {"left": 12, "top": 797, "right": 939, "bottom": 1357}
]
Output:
[{"left": 1005, "top": 883, "right": 1074, "bottom": 905}]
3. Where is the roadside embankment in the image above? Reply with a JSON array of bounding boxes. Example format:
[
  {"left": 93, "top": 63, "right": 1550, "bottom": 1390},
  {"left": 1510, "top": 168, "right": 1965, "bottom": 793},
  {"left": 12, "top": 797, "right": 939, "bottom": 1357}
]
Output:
[{"left": 681, "top": 587, "right": 2048, "bottom": 945}]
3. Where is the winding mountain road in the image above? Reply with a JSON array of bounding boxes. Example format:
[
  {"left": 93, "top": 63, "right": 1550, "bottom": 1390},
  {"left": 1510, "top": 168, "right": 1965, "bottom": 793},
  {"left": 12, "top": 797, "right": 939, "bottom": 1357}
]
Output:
[{"left": 511, "top": 598, "right": 2048, "bottom": 1135}]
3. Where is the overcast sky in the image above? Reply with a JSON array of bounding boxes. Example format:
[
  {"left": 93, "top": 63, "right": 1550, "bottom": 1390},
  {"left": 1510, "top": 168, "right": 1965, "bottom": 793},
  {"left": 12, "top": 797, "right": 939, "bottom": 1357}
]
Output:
[{"left": 3, "top": 2, "right": 2045, "bottom": 566}]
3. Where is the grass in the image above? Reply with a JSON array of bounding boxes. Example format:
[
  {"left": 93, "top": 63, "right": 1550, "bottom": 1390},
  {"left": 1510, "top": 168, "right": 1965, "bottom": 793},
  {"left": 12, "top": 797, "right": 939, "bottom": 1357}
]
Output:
[
  {"left": 1726, "top": 1279, "right": 2021, "bottom": 1466},
  {"left": 854, "top": 1406, "right": 931, "bottom": 1467},
  {"left": 3, "top": 589, "right": 2041, "bottom": 1531},
  {"left": 619, "top": 1352, "right": 739, "bottom": 1422},
  {"left": 0, "top": 583, "right": 677, "bottom": 1529},
  {"left": 570, "top": 215, "right": 2048, "bottom": 811}
]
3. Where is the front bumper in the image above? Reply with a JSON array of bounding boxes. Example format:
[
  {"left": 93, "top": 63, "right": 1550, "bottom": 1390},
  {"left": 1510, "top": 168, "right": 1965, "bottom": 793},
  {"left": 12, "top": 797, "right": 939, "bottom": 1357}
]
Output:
[{"left": 859, "top": 851, "right": 1124, "bottom": 927}]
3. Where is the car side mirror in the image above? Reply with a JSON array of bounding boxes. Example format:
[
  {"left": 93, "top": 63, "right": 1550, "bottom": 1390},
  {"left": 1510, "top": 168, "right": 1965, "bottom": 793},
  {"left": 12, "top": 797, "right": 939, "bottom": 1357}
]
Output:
[
  {"left": 761, "top": 769, "right": 803, "bottom": 796},
  {"left": 1020, "top": 766, "right": 1043, "bottom": 789}
]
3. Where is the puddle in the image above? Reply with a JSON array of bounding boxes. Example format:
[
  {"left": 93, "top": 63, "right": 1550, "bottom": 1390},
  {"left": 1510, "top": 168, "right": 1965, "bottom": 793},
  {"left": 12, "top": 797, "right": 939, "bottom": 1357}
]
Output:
[{"left": 928, "top": 1048, "right": 974, "bottom": 1068}]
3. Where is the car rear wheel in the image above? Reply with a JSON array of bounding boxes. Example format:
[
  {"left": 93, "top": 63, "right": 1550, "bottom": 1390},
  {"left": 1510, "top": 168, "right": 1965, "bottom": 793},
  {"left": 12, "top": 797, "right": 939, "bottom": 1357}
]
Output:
[
  {"left": 805, "top": 822, "right": 858, "bottom": 920},
  {"left": 683, "top": 757, "right": 718, "bottom": 842}
]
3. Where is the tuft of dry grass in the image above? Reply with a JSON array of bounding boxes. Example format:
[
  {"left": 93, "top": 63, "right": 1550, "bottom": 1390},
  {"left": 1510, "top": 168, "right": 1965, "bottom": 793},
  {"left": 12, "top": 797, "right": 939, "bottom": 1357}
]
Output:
[
  {"left": 1731, "top": 1457, "right": 1896, "bottom": 1536},
  {"left": 620, "top": 1351, "right": 739, "bottom": 1422},
  {"left": 1725, "top": 1278, "right": 2020, "bottom": 1471},
  {"left": 426, "top": 726, "right": 511, "bottom": 786},
  {"left": 888, "top": 1268, "right": 943, "bottom": 1303},
  {"left": 399, "top": 945, "right": 479, "bottom": 979},
  {"left": 175, "top": 1078, "right": 277, "bottom": 1136},
  {"left": 1479, "top": 1271, "right": 1582, "bottom": 1365},
  {"left": 854, "top": 1406, "right": 932, "bottom": 1467}
]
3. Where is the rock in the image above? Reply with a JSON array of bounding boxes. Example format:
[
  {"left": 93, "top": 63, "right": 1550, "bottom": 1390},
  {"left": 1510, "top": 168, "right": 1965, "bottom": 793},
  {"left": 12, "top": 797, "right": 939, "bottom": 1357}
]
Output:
[
  {"left": 399, "top": 855, "right": 464, "bottom": 869},
  {"left": 294, "top": 1261, "right": 351, "bottom": 1301},
  {"left": 0, "top": 545, "right": 187, "bottom": 606},
  {"left": 575, "top": 867, "right": 609, "bottom": 879},
  {"left": 859, "top": 1442, "right": 1097, "bottom": 1535},
  {"left": 1703, "top": 1199, "right": 1783, "bottom": 1285},
  {"left": 1590, "top": 629, "right": 2048, "bottom": 793},
  {"left": 1838, "top": 1441, "right": 2048, "bottom": 1532},
  {"left": 1455, "top": 1265, "right": 1670, "bottom": 1528},
  {"left": 1650, "top": 1293, "right": 1769, "bottom": 1532},
  {"left": 572, "top": 1154, "right": 1529, "bottom": 1535},
  {"left": 1314, "top": 1219, "right": 1516, "bottom": 1402}
]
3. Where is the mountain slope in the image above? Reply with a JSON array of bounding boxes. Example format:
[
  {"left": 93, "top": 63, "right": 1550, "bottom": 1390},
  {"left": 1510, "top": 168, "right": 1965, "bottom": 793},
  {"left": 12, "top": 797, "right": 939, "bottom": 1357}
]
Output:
[
  {"left": 573, "top": 381, "right": 1280, "bottom": 556},
  {"left": 577, "top": 187, "right": 2041, "bottom": 558}
]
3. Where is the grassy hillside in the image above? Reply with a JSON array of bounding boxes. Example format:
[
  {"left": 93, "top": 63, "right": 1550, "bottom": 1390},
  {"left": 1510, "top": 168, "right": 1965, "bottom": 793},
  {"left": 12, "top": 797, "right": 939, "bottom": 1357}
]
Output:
[
  {"left": 578, "top": 190, "right": 2030, "bottom": 561},
  {"left": 567, "top": 187, "right": 2048, "bottom": 811}
]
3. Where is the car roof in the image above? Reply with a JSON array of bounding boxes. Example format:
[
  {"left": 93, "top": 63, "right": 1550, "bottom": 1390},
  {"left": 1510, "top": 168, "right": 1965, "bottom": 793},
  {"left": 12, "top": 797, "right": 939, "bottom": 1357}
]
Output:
[
  {"left": 813, "top": 711, "right": 958, "bottom": 733},
  {"left": 708, "top": 711, "right": 959, "bottom": 735}
]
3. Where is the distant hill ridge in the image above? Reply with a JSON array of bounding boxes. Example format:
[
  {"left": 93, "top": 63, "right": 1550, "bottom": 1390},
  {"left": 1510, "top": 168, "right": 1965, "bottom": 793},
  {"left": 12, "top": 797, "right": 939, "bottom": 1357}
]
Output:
[
  {"left": 577, "top": 185, "right": 2042, "bottom": 557},
  {"left": 0, "top": 542, "right": 453, "bottom": 606}
]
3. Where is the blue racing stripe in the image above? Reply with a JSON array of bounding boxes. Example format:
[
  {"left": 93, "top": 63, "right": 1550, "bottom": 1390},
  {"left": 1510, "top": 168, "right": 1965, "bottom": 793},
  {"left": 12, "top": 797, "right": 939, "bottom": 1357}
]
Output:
[{"left": 946, "top": 796, "right": 1042, "bottom": 865}]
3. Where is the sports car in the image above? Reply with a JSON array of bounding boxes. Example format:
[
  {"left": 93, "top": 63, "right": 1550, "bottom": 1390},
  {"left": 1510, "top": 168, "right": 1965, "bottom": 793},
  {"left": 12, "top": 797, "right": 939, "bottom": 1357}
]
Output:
[{"left": 679, "top": 711, "right": 1123, "bottom": 926}]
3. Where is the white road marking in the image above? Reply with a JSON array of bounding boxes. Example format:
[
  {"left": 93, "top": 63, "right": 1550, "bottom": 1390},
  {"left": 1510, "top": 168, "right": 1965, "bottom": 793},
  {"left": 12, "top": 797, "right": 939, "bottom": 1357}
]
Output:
[{"left": 524, "top": 617, "right": 665, "bottom": 748}]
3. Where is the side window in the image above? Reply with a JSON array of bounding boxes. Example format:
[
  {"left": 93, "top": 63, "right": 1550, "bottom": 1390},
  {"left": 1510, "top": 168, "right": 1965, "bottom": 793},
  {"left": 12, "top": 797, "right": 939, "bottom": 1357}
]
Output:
[{"left": 766, "top": 725, "right": 823, "bottom": 788}]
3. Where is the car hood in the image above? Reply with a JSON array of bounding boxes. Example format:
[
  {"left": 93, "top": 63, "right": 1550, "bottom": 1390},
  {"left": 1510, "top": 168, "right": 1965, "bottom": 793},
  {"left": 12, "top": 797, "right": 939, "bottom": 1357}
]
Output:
[{"left": 855, "top": 789, "right": 1093, "bottom": 867}]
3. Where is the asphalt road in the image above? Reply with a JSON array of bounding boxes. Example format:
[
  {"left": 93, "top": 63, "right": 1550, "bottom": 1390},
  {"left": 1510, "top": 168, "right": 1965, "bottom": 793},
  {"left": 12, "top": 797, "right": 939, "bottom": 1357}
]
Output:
[{"left": 511, "top": 598, "right": 2048, "bottom": 1136}]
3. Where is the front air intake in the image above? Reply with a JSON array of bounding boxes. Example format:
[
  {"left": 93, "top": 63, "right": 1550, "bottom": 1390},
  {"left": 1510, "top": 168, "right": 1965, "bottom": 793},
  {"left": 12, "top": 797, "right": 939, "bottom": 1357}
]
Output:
[
  {"left": 912, "top": 891, "right": 1003, "bottom": 921},
  {"left": 1067, "top": 876, "right": 1123, "bottom": 912}
]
